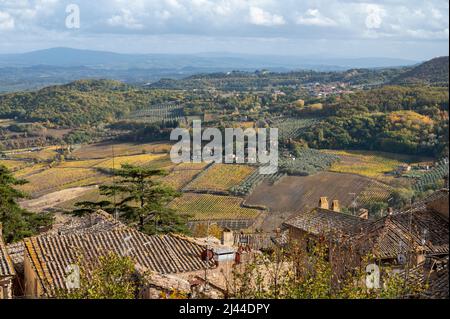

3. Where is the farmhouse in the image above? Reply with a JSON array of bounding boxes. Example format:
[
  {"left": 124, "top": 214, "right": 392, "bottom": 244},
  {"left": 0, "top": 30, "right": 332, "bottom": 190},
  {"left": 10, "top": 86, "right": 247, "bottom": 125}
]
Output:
[{"left": 0, "top": 224, "right": 15, "bottom": 299}]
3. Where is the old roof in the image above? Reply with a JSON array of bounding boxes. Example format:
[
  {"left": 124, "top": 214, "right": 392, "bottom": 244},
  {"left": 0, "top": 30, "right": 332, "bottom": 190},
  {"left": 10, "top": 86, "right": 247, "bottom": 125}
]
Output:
[
  {"left": 7, "top": 210, "right": 127, "bottom": 274},
  {"left": 403, "top": 257, "right": 449, "bottom": 299},
  {"left": 24, "top": 229, "right": 213, "bottom": 295},
  {"left": 368, "top": 199, "right": 449, "bottom": 260},
  {"left": 0, "top": 234, "right": 15, "bottom": 278},
  {"left": 283, "top": 208, "right": 370, "bottom": 237}
]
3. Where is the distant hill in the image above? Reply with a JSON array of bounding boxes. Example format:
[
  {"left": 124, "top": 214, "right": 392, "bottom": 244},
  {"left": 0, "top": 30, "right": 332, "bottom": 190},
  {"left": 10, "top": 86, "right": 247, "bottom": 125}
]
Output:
[
  {"left": 0, "top": 48, "right": 417, "bottom": 70},
  {"left": 392, "top": 57, "right": 449, "bottom": 85},
  {"left": 0, "top": 79, "right": 176, "bottom": 127}
]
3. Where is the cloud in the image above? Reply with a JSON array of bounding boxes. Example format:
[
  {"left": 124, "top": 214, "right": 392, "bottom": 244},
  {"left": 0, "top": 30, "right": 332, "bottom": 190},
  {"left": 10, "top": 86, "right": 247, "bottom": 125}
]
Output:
[
  {"left": 0, "top": 10, "right": 14, "bottom": 30},
  {"left": 0, "top": 0, "right": 447, "bottom": 58},
  {"left": 248, "top": 6, "right": 285, "bottom": 26},
  {"left": 107, "top": 9, "right": 144, "bottom": 30},
  {"left": 296, "top": 9, "right": 337, "bottom": 27}
]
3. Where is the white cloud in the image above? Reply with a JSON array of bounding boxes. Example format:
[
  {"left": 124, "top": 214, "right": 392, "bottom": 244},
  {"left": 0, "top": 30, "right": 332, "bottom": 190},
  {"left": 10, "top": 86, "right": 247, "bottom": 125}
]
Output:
[
  {"left": 249, "top": 6, "right": 285, "bottom": 26},
  {"left": 0, "top": 11, "right": 14, "bottom": 30},
  {"left": 107, "top": 9, "right": 144, "bottom": 30},
  {"left": 296, "top": 9, "right": 337, "bottom": 27}
]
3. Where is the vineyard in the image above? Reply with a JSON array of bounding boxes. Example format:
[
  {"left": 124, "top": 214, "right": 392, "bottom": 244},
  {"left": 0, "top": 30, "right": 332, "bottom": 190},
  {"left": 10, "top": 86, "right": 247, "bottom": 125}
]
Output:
[
  {"left": 279, "top": 149, "right": 340, "bottom": 176},
  {"left": 272, "top": 118, "right": 319, "bottom": 140},
  {"left": 169, "top": 193, "right": 261, "bottom": 221},
  {"left": 184, "top": 164, "right": 256, "bottom": 193},
  {"left": 413, "top": 158, "right": 449, "bottom": 192},
  {"left": 357, "top": 182, "right": 393, "bottom": 207},
  {"left": 128, "top": 103, "right": 185, "bottom": 123},
  {"left": 231, "top": 169, "right": 286, "bottom": 196},
  {"left": 17, "top": 167, "right": 104, "bottom": 196},
  {"left": 70, "top": 142, "right": 172, "bottom": 160},
  {"left": 160, "top": 163, "right": 208, "bottom": 191}
]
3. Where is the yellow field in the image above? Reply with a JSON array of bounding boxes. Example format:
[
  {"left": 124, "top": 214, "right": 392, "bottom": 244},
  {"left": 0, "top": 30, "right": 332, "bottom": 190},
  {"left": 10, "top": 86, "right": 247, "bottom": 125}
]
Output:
[
  {"left": 94, "top": 153, "right": 167, "bottom": 170},
  {"left": 169, "top": 193, "right": 261, "bottom": 221},
  {"left": 324, "top": 150, "right": 421, "bottom": 178},
  {"left": 7, "top": 146, "right": 60, "bottom": 161},
  {"left": 71, "top": 142, "right": 173, "bottom": 160},
  {"left": 185, "top": 164, "right": 256, "bottom": 192},
  {"left": 18, "top": 167, "right": 103, "bottom": 195},
  {"left": 0, "top": 160, "right": 30, "bottom": 171}
]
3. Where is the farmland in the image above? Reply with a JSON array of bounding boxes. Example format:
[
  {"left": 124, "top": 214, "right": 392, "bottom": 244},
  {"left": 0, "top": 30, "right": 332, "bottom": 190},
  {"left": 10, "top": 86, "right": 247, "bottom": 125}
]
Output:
[
  {"left": 325, "top": 150, "right": 425, "bottom": 180},
  {"left": 70, "top": 142, "right": 172, "bottom": 160},
  {"left": 274, "top": 118, "right": 319, "bottom": 140},
  {"left": 413, "top": 158, "right": 449, "bottom": 192},
  {"left": 128, "top": 103, "right": 185, "bottom": 123},
  {"left": 184, "top": 164, "right": 256, "bottom": 193},
  {"left": 245, "top": 172, "right": 380, "bottom": 231},
  {"left": 17, "top": 167, "right": 105, "bottom": 196},
  {"left": 280, "top": 149, "right": 339, "bottom": 176},
  {"left": 168, "top": 193, "right": 261, "bottom": 221}
]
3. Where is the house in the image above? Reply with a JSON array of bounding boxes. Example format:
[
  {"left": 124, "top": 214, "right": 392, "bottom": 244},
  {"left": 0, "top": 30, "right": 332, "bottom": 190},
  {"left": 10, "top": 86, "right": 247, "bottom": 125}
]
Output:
[
  {"left": 281, "top": 191, "right": 449, "bottom": 290},
  {"left": 6, "top": 210, "right": 127, "bottom": 296},
  {"left": 0, "top": 224, "right": 15, "bottom": 299},
  {"left": 283, "top": 198, "right": 370, "bottom": 243},
  {"left": 22, "top": 229, "right": 217, "bottom": 298},
  {"left": 366, "top": 189, "right": 449, "bottom": 267}
]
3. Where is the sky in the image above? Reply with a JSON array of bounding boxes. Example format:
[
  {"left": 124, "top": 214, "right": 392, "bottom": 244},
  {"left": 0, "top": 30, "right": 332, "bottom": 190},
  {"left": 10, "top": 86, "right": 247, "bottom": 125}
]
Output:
[{"left": 0, "top": 0, "right": 448, "bottom": 60}]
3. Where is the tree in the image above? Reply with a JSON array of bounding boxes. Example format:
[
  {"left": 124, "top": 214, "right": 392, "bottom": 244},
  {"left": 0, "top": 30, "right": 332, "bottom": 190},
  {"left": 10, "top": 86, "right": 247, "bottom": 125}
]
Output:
[
  {"left": 59, "top": 253, "right": 141, "bottom": 299},
  {"left": 230, "top": 238, "right": 424, "bottom": 299},
  {"left": 0, "top": 165, "right": 53, "bottom": 243},
  {"left": 71, "top": 164, "right": 190, "bottom": 236}
]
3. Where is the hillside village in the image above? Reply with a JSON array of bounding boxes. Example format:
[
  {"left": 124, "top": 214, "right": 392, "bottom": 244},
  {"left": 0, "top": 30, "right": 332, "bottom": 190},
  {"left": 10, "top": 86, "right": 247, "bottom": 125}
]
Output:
[{"left": 1, "top": 188, "right": 448, "bottom": 299}]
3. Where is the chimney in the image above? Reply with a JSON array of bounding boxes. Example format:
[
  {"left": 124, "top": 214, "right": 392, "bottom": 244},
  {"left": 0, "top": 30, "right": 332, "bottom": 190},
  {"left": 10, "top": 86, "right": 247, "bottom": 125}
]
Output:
[
  {"left": 387, "top": 208, "right": 394, "bottom": 215},
  {"left": 319, "top": 197, "right": 329, "bottom": 210},
  {"left": 359, "top": 209, "right": 369, "bottom": 220},
  {"left": 221, "top": 228, "right": 234, "bottom": 247},
  {"left": 331, "top": 200, "right": 341, "bottom": 213},
  {"left": 415, "top": 246, "right": 426, "bottom": 265}
]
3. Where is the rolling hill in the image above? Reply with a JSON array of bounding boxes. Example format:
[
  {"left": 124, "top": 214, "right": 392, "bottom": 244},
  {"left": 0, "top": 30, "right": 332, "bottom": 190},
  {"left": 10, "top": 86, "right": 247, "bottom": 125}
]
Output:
[{"left": 392, "top": 56, "right": 449, "bottom": 85}]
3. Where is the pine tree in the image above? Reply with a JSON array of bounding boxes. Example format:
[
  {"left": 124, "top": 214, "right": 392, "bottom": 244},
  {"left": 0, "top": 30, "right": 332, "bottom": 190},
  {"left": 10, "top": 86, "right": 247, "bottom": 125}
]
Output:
[
  {"left": 72, "top": 164, "right": 190, "bottom": 236},
  {"left": 0, "top": 165, "right": 53, "bottom": 243}
]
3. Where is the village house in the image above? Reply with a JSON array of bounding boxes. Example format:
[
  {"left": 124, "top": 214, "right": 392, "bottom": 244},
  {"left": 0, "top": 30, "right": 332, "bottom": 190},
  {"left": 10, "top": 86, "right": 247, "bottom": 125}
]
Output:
[
  {"left": 0, "top": 223, "right": 15, "bottom": 299},
  {"left": 280, "top": 190, "right": 449, "bottom": 298},
  {"left": 21, "top": 227, "right": 224, "bottom": 298}
]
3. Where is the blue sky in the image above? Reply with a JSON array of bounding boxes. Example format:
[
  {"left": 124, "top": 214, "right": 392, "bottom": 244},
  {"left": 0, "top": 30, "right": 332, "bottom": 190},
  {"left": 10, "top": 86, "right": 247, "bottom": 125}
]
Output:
[{"left": 0, "top": 0, "right": 448, "bottom": 60}]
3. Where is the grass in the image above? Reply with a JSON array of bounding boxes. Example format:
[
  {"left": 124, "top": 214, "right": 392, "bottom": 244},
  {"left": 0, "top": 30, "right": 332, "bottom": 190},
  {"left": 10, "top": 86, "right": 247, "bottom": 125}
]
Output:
[
  {"left": 169, "top": 193, "right": 261, "bottom": 221},
  {"left": 185, "top": 164, "right": 256, "bottom": 192}
]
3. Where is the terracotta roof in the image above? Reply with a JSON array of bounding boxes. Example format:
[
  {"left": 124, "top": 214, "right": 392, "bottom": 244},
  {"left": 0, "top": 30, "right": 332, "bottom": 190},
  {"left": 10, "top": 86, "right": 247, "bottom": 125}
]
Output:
[
  {"left": 0, "top": 235, "right": 15, "bottom": 278},
  {"left": 368, "top": 205, "right": 449, "bottom": 260},
  {"left": 24, "top": 229, "right": 214, "bottom": 295},
  {"left": 403, "top": 257, "right": 449, "bottom": 299},
  {"left": 283, "top": 208, "right": 370, "bottom": 237},
  {"left": 6, "top": 210, "right": 127, "bottom": 274}
]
